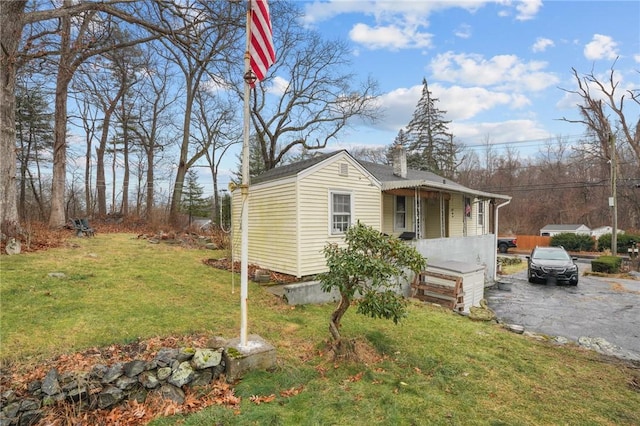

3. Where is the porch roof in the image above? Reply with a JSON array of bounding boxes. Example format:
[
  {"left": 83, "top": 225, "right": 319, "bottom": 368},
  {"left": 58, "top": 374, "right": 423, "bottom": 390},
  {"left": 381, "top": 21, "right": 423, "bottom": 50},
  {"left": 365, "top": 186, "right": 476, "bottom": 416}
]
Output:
[{"left": 359, "top": 161, "right": 511, "bottom": 201}]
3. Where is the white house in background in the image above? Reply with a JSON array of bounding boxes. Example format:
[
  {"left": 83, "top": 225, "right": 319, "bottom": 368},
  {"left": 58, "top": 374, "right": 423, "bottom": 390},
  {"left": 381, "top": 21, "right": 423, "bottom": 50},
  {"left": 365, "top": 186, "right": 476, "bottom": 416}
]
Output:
[
  {"left": 590, "top": 226, "right": 625, "bottom": 240},
  {"left": 539, "top": 224, "right": 591, "bottom": 237},
  {"left": 232, "top": 149, "right": 511, "bottom": 283}
]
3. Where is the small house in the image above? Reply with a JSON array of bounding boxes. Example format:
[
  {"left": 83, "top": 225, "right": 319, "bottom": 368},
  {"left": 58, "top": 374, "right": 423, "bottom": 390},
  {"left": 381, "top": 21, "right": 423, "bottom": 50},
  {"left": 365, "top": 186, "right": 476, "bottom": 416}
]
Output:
[
  {"left": 590, "top": 226, "right": 624, "bottom": 240},
  {"left": 539, "top": 224, "right": 591, "bottom": 237},
  {"left": 232, "top": 149, "right": 511, "bottom": 294}
]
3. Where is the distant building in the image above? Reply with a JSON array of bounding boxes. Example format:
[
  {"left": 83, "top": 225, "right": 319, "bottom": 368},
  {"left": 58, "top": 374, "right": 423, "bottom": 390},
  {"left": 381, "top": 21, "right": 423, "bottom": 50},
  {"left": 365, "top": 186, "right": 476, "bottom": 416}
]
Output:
[
  {"left": 590, "top": 226, "right": 624, "bottom": 240},
  {"left": 539, "top": 224, "right": 591, "bottom": 237}
]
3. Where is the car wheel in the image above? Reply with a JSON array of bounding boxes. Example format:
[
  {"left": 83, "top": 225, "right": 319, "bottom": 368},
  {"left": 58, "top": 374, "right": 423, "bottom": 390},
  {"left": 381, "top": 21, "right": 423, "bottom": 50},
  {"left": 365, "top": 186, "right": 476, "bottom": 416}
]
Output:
[{"left": 499, "top": 243, "right": 508, "bottom": 253}]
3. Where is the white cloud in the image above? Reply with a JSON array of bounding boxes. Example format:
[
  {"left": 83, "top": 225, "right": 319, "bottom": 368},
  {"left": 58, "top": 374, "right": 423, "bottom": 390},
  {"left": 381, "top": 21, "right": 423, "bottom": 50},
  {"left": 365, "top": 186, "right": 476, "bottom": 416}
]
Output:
[
  {"left": 268, "top": 76, "right": 289, "bottom": 96},
  {"left": 429, "top": 51, "right": 559, "bottom": 92},
  {"left": 452, "top": 120, "right": 550, "bottom": 145},
  {"left": 454, "top": 24, "right": 472, "bottom": 39},
  {"left": 349, "top": 23, "right": 432, "bottom": 50},
  {"left": 514, "top": 0, "right": 543, "bottom": 21},
  {"left": 373, "top": 82, "right": 533, "bottom": 133},
  {"left": 584, "top": 34, "right": 619, "bottom": 60},
  {"left": 532, "top": 37, "right": 554, "bottom": 53},
  {"left": 635, "top": 54, "right": 640, "bottom": 63}
]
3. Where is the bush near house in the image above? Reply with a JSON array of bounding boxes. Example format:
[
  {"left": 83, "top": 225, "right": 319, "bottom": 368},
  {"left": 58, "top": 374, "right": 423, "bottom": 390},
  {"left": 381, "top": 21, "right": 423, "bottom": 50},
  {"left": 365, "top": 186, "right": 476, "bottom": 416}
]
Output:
[
  {"left": 597, "top": 233, "right": 640, "bottom": 254},
  {"left": 591, "top": 256, "right": 623, "bottom": 273},
  {"left": 550, "top": 233, "right": 595, "bottom": 252}
]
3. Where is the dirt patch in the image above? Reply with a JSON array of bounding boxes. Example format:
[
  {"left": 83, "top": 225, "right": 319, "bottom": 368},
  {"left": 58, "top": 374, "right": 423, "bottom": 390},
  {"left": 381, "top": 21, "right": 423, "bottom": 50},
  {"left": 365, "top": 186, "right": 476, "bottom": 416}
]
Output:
[{"left": 203, "top": 258, "right": 299, "bottom": 284}]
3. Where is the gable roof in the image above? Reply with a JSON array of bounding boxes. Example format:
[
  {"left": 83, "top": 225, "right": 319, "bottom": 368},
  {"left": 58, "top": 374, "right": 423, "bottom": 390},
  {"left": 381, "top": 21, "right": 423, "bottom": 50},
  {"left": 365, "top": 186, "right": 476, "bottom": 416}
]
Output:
[
  {"left": 251, "top": 151, "right": 345, "bottom": 185},
  {"left": 540, "top": 224, "right": 590, "bottom": 231},
  {"left": 251, "top": 150, "right": 510, "bottom": 200}
]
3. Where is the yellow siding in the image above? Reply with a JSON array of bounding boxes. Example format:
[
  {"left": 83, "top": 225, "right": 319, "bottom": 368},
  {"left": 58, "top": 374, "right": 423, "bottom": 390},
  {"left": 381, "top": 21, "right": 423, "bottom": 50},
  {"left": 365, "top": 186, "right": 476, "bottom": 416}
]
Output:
[
  {"left": 449, "top": 194, "right": 464, "bottom": 237},
  {"left": 297, "top": 157, "right": 381, "bottom": 276},
  {"left": 232, "top": 154, "right": 381, "bottom": 278},
  {"left": 424, "top": 197, "right": 442, "bottom": 238},
  {"left": 381, "top": 193, "right": 414, "bottom": 237},
  {"left": 231, "top": 179, "right": 299, "bottom": 276}
]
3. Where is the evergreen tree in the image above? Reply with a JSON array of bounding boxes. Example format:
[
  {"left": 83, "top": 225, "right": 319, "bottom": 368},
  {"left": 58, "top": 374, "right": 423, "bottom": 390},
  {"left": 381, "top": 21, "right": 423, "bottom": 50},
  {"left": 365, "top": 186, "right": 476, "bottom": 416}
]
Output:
[
  {"left": 181, "top": 169, "right": 211, "bottom": 224},
  {"left": 15, "top": 84, "right": 54, "bottom": 219},
  {"left": 404, "top": 78, "right": 460, "bottom": 177}
]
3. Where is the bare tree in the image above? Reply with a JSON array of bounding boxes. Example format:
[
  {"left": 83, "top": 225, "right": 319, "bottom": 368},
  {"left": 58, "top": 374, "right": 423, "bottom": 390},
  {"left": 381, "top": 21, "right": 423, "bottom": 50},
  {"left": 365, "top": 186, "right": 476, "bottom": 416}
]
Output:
[
  {"left": 193, "top": 87, "right": 240, "bottom": 224},
  {"left": 0, "top": 0, "right": 27, "bottom": 235},
  {"left": 223, "top": 2, "right": 381, "bottom": 172},
  {"left": 1, "top": 0, "right": 197, "bottom": 230},
  {"left": 157, "top": 0, "right": 244, "bottom": 225}
]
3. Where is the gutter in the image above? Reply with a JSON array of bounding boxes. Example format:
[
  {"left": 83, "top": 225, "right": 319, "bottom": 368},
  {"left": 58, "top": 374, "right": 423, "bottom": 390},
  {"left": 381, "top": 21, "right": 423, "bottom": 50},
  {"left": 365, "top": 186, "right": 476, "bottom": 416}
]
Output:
[{"left": 494, "top": 198, "right": 512, "bottom": 282}]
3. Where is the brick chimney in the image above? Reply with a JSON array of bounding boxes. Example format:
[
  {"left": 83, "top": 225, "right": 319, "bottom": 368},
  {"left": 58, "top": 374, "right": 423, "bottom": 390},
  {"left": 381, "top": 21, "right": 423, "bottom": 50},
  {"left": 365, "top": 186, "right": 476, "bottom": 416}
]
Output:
[{"left": 392, "top": 145, "right": 407, "bottom": 178}]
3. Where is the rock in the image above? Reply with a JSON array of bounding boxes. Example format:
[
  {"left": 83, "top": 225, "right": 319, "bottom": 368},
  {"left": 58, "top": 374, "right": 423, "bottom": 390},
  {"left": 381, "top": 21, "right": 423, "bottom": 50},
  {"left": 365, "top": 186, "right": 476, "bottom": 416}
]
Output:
[
  {"left": 2, "top": 401, "right": 20, "bottom": 418},
  {"left": 190, "top": 369, "right": 213, "bottom": 387},
  {"left": 505, "top": 324, "right": 525, "bottom": 334},
  {"left": 138, "top": 371, "right": 160, "bottom": 389},
  {"left": 168, "top": 362, "right": 195, "bottom": 387},
  {"left": 102, "top": 363, "right": 124, "bottom": 384},
  {"left": 18, "top": 409, "right": 42, "bottom": 426},
  {"left": 47, "top": 272, "right": 65, "bottom": 278},
  {"left": 159, "top": 384, "right": 185, "bottom": 404},
  {"left": 124, "top": 360, "right": 147, "bottom": 377},
  {"left": 115, "top": 376, "right": 137, "bottom": 391},
  {"left": 155, "top": 348, "right": 179, "bottom": 367},
  {"left": 97, "top": 386, "right": 124, "bottom": 409},
  {"left": 5, "top": 238, "right": 21, "bottom": 255},
  {"left": 19, "top": 399, "right": 40, "bottom": 411},
  {"left": 156, "top": 367, "right": 172, "bottom": 381},
  {"left": 41, "top": 369, "right": 61, "bottom": 396},
  {"left": 191, "top": 349, "right": 223, "bottom": 370},
  {"left": 554, "top": 336, "right": 569, "bottom": 345},
  {"left": 468, "top": 299, "right": 497, "bottom": 321},
  {"left": 177, "top": 348, "right": 195, "bottom": 362},
  {"left": 66, "top": 385, "right": 88, "bottom": 403}
]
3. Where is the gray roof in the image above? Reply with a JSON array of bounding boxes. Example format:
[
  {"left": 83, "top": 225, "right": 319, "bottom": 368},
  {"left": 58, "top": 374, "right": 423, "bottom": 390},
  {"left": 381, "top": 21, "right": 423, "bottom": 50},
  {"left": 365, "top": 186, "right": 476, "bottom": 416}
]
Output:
[
  {"left": 252, "top": 150, "right": 510, "bottom": 200},
  {"left": 540, "top": 224, "right": 589, "bottom": 231},
  {"left": 251, "top": 151, "right": 341, "bottom": 184}
]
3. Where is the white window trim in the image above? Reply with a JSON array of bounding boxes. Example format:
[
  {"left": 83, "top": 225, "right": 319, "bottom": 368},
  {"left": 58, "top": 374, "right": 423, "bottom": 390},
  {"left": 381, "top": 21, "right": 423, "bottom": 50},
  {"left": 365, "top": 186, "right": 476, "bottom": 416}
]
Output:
[
  {"left": 329, "top": 190, "right": 353, "bottom": 236},
  {"left": 394, "top": 195, "right": 406, "bottom": 231}
]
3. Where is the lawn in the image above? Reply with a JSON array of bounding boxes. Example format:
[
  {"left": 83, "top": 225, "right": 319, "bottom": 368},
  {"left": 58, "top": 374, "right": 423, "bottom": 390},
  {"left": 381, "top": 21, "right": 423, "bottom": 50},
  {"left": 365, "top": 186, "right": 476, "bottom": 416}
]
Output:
[{"left": 1, "top": 233, "right": 639, "bottom": 425}]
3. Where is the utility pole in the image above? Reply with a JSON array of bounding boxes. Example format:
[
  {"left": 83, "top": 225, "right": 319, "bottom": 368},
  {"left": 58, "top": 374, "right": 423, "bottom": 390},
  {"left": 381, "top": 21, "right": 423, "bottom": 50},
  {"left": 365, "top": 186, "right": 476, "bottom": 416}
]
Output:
[{"left": 610, "top": 133, "right": 617, "bottom": 255}]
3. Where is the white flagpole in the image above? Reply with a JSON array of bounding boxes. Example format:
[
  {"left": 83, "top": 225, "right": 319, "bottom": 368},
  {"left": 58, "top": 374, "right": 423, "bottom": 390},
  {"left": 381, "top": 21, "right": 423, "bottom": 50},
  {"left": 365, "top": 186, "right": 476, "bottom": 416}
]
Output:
[{"left": 240, "top": 0, "right": 252, "bottom": 348}]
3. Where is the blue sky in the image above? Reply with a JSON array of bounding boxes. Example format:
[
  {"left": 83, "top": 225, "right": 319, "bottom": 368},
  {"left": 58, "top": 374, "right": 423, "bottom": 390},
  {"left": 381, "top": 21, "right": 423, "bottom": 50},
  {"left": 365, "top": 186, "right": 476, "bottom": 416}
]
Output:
[{"left": 285, "top": 0, "right": 640, "bottom": 155}]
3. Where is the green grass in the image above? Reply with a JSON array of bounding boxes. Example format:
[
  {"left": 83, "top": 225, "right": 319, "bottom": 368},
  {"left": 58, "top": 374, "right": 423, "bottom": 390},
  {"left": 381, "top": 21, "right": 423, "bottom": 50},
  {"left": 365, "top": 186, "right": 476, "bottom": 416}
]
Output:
[{"left": 1, "top": 234, "right": 639, "bottom": 425}]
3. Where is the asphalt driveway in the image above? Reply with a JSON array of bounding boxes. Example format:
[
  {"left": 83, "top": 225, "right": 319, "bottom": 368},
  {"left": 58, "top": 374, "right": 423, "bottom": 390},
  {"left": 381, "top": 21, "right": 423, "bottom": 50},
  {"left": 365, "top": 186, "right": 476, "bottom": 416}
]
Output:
[{"left": 486, "top": 262, "right": 640, "bottom": 361}]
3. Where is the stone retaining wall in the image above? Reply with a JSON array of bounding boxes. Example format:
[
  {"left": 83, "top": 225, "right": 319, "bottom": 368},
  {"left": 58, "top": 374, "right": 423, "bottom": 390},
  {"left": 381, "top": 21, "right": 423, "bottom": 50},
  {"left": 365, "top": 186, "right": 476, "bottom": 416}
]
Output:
[{"left": 1, "top": 345, "right": 227, "bottom": 426}]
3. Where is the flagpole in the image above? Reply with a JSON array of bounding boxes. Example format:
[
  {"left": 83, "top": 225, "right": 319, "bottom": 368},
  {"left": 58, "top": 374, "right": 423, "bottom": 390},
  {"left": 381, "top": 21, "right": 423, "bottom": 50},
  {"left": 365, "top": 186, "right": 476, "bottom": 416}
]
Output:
[{"left": 240, "top": 0, "right": 252, "bottom": 348}]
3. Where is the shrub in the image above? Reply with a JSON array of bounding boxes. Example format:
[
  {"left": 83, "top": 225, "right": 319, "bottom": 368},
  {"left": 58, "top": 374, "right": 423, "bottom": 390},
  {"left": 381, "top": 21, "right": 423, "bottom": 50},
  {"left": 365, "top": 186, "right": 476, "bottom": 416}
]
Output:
[
  {"left": 550, "top": 233, "right": 595, "bottom": 252},
  {"left": 596, "top": 233, "right": 640, "bottom": 254},
  {"left": 591, "top": 256, "right": 622, "bottom": 273}
]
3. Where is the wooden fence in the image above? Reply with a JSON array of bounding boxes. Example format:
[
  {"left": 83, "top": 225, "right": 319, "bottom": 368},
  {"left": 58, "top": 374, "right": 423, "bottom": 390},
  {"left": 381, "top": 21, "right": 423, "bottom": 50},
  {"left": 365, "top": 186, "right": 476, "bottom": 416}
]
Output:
[{"left": 513, "top": 235, "right": 551, "bottom": 251}]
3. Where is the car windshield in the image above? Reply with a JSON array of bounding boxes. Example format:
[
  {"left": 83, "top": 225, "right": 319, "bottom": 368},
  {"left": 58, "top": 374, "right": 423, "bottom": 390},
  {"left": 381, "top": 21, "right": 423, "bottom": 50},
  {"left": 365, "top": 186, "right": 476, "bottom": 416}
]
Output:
[{"left": 533, "top": 249, "right": 570, "bottom": 261}]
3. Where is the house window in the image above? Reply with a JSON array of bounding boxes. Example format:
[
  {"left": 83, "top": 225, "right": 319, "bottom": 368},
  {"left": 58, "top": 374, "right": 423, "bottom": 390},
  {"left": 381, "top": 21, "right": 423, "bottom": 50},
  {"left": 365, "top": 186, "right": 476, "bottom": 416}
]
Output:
[
  {"left": 331, "top": 192, "right": 352, "bottom": 234},
  {"left": 477, "top": 201, "right": 484, "bottom": 225},
  {"left": 395, "top": 196, "right": 406, "bottom": 230}
]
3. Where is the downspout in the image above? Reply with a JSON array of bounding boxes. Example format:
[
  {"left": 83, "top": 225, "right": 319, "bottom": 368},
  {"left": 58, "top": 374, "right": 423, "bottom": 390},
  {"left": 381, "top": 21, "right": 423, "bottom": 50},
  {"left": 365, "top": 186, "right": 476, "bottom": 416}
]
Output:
[{"left": 493, "top": 198, "right": 511, "bottom": 282}]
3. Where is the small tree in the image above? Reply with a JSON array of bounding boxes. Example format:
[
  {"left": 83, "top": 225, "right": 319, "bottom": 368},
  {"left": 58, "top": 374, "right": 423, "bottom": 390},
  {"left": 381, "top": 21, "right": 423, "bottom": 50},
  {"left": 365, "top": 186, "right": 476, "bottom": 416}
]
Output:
[
  {"left": 180, "top": 169, "right": 210, "bottom": 226},
  {"left": 318, "top": 222, "right": 427, "bottom": 354}
]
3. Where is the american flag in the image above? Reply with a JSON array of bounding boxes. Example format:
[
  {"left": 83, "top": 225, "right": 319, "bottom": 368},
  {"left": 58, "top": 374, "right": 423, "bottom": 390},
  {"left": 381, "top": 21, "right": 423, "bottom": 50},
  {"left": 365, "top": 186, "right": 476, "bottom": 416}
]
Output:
[{"left": 249, "top": 0, "right": 275, "bottom": 87}]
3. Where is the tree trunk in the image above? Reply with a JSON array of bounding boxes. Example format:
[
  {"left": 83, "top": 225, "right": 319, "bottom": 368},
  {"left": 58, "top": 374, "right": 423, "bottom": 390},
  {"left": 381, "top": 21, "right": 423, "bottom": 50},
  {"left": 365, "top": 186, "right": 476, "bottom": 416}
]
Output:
[
  {"left": 0, "top": 0, "right": 26, "bottom": 236},
  {"left": 121, "top": 130, "right": 129, "bottom": 216},
  {"left": 48, "top": 6, "right": 73, "bottom": 228},
  {"left": 329, "top": 292, "right": 351, "bottom": 342},
  {"left": 145, "top": 149, "right": 154, "bottom": 221}
]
